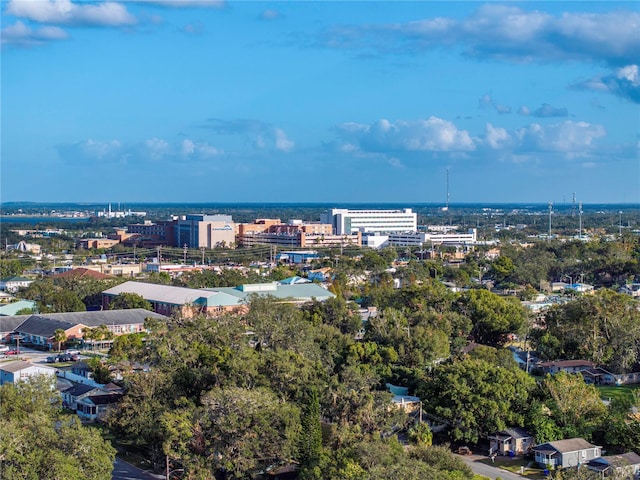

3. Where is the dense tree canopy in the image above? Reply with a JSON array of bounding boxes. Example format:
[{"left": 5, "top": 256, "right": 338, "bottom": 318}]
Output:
[{"left": 0, "top": 377, "right": 116, "bottom": 480}]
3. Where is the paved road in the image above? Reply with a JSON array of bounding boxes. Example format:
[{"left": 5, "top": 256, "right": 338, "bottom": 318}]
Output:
[
  {"left": 112, "top": 458, "right": 164, "bottom": 480},
  {"left": 457, "top": 455, "right": 525, "bottom": 480}
]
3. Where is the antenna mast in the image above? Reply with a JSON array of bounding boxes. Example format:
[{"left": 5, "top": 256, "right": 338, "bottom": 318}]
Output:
[{"left": 446, "top": 168, "right": 450, "bottom": 211}]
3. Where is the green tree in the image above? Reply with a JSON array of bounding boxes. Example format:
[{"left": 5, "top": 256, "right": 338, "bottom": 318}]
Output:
[
  {"left": 543, "top": 372, "right": 607, "bottom": 439},
  {"left": 456, "top": 289, "right": 527, "bottom": 346},
  {"left": 53, "top": 328, "right": 67, "bottom": 352},
  {"left": 109, "top": 292, "right": 152, "bottom": 311},
  {"left": 299, "top": 387, "right": 323, "bottom": 479},
  {"left": 419, "top": 358, "right": 536, "bottom": 443},
  {"left": 408, "top": 422, "right": 433, "bottom": 446},
  {"left": 199, "top": 387, "right": 301, "bottom": 478},
  {"left": 0, "top": 376, "right": 116, "bottom": 479}
]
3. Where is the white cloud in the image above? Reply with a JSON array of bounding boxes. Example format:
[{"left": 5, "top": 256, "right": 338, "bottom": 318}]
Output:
[
  {"left": 57, "top": 137, "right": 221, "bottom": 164},
  {"left": 571, "top": 65, "right": 640, "bottom": 103},
  {"left": 321, "top": 6, "right": 640, "bottom": 67},
  {"left": 515, "top": 121, "right": 606, "bottom": 154},
  {"left": 482, "top": 123, "right": 510, "bottom": 149},
  {"left": 260, "top": 9, "right": 281, "bottom": 21},
  {"left": 139, "top": 0, "right": 224, "bottom": 8},
  {"left": 274, "top": 128, "right": 294, "bottom": 152},
  {"left": 531, "top": 103, "right": 569, "bottom": 118},
  {"left": 335, "top": 117, "right": 475, "bottom": 153},
  {"left": 6, "top": 0, "right": 137, "bottom": 27},
  {"left": 203, "top": 118, "right": 295, "bottom": 153},
  {"left": 1, "top": 20, "right": 68, "bottom": 46},
  {"left": 478, "top": 93, "right": 511, "bottom": 114}
]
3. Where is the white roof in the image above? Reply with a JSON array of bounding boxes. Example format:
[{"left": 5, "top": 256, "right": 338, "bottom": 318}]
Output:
[{"left": 103, "top": 281, "right": 210, "bottom": 306}]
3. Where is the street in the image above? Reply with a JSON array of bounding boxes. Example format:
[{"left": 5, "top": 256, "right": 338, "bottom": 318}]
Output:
[
  {"left": 112, "top": 458, "right": 164, "bottom": 480},
  {"left": 457, "top": 454, "right": 525, "bottom": 480}
]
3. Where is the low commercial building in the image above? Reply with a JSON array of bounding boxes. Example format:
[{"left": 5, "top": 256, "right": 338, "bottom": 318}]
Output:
[
  {"left": 6, "top": 309, "right": 165, "bottom": 350},
  {"left": 102, "top": 282, "right": 245, "bottom": 317},
  {"left": 103, "top": 280, "right": 336, "bottom": 316}
]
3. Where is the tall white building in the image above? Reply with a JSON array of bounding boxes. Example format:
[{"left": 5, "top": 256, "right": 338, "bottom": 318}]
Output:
[{"left": 321, "top": 208, "right": 417, "bottom": 235}]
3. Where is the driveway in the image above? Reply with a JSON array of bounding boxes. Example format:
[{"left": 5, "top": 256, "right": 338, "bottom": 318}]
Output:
[
  {"left": 457, "top": 454, "right": 525, "bottom": 480},
  {"left": 112, "top": 458, "right": 164, "bottom": 480}
]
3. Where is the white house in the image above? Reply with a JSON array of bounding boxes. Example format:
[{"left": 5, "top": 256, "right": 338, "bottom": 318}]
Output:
[
  {"left": 0, "top": 360, "right": 56, "bottom": 385},
  {"left": 0, "top": 276, "right": 35, "bottom": 293}
]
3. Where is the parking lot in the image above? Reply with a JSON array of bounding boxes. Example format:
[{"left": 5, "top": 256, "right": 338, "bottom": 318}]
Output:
[{"left": 0, "top": 346, "right": 90, "bottom": 365}]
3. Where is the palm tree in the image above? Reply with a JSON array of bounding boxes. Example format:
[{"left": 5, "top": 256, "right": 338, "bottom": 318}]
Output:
[
  {"left": 53, "top": 328, "right": 67, "bottom": 352},
  {"left": 83, "top": 327, "right": 96, "bottom": 351}
]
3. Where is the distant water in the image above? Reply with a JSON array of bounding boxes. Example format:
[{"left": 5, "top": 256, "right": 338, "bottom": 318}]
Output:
[{"left": 0, "top": 216, "right": 90, "bottom": 225}]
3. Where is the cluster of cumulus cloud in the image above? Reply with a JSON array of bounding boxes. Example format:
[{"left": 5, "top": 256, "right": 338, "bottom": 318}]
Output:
[
  {"left": 57, "top": 114, "right": 615, "bottom": 168},
  {"left": 3, "top": 1, "right": 638, "bottom": 104}
]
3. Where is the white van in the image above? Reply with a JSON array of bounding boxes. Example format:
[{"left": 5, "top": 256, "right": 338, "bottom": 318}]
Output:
[
  {"left": 0, "top": 345, "right": 10, "bottom": 353},
  {"left": 64, "top": 349, "right": 81, "bottom": 355}
]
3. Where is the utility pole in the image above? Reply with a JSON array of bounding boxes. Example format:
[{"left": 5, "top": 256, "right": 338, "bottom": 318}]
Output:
[
  {"left": 619, "top": 211, "right": 623, "bottom": 236},
  {"left": 578, "top": 202, "right": 583, "bottom": 239},
  {"left": 157, "top": 246, "right": 162, "bottom": 268},
  {"left": 133, "top": 245, "right": 136, "bottom": 263},
  {"left": 548, "top": 202, "right": 553, "bottom": 239},
  {"left": 183, "top": 244, "right": 188, "bottom": 264},
  {"left": 201, "top": 246, "right": 205, "bottom": 265}
]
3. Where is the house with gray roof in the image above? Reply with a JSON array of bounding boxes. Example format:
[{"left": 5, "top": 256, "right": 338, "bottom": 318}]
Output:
[
  {"left": 489, "top": 428, "right": 535, "bottom": 456},
  {"left": 587, "top": 452, "right": 640, "bottom": 478},
  {"left": 533, "top": 438, "right": 601, "bottom": 468},
  {"left": 0, "top": 360, "right": 56, "bottom": 385}
]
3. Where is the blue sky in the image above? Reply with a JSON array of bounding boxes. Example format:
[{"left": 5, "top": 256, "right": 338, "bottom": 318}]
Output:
[{"left": 2, "top": 1, "right": 639, "bottom": 204}]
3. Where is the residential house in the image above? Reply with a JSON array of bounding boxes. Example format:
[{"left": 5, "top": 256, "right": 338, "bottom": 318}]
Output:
[
  {"left": 533, "top": 438, "right": 602, "bottom": 468},
  {"left": 538, "top": 360, "right": 596, "bottom": 375},
  {"left": 307, "top": 267, "right": 332, "bottom": 282},
  {"left": 587, "top": 452, "right": 640, "bottom": 479},
  {"left": 489, "top": 428, "right": 535, "bottom": 456},
  {"left": 0, "top": 360, "right": 56, "bottom": 385},
  {"left": 580, "top": 367, "right": 617, "bottom": 386},
  {"left": 0, "top": 276, "right": 35, "bottom": 293},
  {"left": 386, "top": 384, "right": 421, "bottom": 414},
  {"left": 76, "top": 393, "right": 123, "bottom": 421},
  {"left": 62, "top": 383, "right": 105, "bottom": 410}
]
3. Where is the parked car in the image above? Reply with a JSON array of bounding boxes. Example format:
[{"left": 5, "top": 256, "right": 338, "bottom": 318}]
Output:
[
  {"left": 46, "top": 356, "right": 59, "bottom": 363},
  {"left": 57, "top": 353, "right": 79, "bottom": 362},
  {"left": 6, "top": 349, "right": 20, "bottom": 355},
  {"left": 456, "top": 446, "right": 473, "bottom": 456},
  {"left": 0, "top": 345, "right": 9, "bottom": 353}
]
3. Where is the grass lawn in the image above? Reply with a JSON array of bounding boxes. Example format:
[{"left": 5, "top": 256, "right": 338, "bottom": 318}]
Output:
[{"left": 596, "top": 384, "right": 640, "bottom": 403}]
